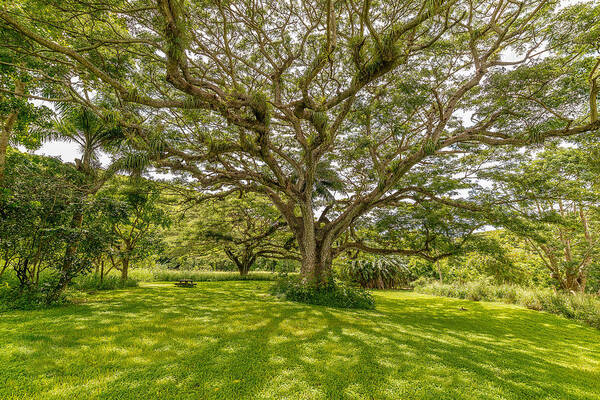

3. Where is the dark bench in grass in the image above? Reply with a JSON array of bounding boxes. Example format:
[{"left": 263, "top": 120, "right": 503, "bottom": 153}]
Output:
[{"left": 174, "top": 279, "right": 197, "bottom": 288}]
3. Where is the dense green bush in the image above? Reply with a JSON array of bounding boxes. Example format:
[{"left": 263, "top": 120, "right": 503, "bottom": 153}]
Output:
[
  {"left": 271, "top": 276, "right": 375, "bottom": 309},
  {"left": 0, "top": 150, "right": 125, "bottom": 305},
  {"left": 414, "top": 279, "right": 600, "bottom": 329},
  {"left": 0, "top": 275, "right": 69, "bottom": 311}
]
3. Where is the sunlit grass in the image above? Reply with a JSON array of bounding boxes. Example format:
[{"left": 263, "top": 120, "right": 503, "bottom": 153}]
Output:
[{"left": 1, "top": 282, "right": 599, "bottom": 399}]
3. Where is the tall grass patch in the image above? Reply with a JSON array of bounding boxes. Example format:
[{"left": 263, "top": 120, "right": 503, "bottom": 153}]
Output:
[
  {"left": 72, "top": 275, "right": 139, "bottom": 291},
  {"left": 414, "top": 279, "right": 600, "bottom": 329},
  {"left": 130, "top": 269, "right": 280, "bottom": 282}
]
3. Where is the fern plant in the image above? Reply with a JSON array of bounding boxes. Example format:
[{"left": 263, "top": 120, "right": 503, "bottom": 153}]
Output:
[{"left": 342, "top": 256, "right": 412, "bottom": 289}]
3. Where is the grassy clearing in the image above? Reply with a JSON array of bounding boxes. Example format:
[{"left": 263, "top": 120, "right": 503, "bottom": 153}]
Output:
[{"left": 1, "top": 282, "right": 599, "bottom": 400}]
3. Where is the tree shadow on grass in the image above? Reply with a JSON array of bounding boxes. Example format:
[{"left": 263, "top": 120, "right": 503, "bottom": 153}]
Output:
[{"left": 0, "top": 282, "right": 599, "bottom": 400}]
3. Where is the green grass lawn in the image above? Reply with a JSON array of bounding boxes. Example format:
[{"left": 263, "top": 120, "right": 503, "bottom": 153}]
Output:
[{"left": 1, "top": 282, "right": 599, "bottom": 400}]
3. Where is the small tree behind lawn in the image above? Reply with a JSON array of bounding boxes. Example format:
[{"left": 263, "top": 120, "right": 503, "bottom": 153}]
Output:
[
  {"left": 0, "top": 149, "right": 112, "bottom": 305},
  {"left": 97, "top": 179, "right": 170, "bottom": 281},
  {"left": 50, "top": 105, "right": 128, "bottom": 280},
  {"left": 488, "top": 147, "right": 600, "bottom": 293},
  {"left": 174, "top": 193, "right": 299, "bottom": 276}
]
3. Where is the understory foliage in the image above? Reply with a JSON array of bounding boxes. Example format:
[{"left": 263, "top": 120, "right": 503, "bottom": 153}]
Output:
[
  {"left": 271, "top": 276, "right": 375, "bottom": 309},
  {"left": 0, "top": 273, "right": 69, "bottom": 311},
  {"left": 0, "top": 150, "right": 173, "bottom": 307},
  {"left": 72, "top": 274, "right": 138, "bottom": 291},
  {"left": 414, "top": 279, "right": 600, "bottom": 329},
  {"left": 340, "top": 256, "right": 413, "bottom": 289},
  {"left": 0, "top": 149, "right": 111, "bottom": 306}
]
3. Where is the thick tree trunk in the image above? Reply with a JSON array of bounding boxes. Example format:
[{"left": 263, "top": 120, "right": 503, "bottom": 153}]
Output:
[
  {"left": 299, "top": 237, "right": 334, "bottom": 286},
  {"left": 225, "top": 248, "right": 255, "bottom": 276},
  {"left": 121, "top": 256, "right": 130, "bottom": 281},
  {"left": 268, "top": 193, "right": 342, "bottom": 287},
  {"left": 239, "top": 264, "right": 250, "bottom": 276},
  {"left": 240, "top": 252, "right": 255, "bottom": 276},
  {"left": 300, "top": 255, "right": 333, "bottom": 285},
  {"left": 563, "top": 272, "right": 586, "bottom": 293}
]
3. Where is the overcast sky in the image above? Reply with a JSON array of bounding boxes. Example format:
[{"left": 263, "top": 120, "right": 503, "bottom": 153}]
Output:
[{"left": 31, "top": 140, "right": 108, "bottom": 164}]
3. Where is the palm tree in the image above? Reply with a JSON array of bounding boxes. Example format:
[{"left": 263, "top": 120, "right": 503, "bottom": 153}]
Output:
[
  {"left": 52, "top": 105, "right": 125, "bottom": 184},
  {"left": 291, "top": 159, "right": 346, "bottom": 204},
  {"left": 51, "top": 104, "right": 126, "bottom": 278},
  {"left": 313, "top": 160, "right": 346, "bottom": 203}
]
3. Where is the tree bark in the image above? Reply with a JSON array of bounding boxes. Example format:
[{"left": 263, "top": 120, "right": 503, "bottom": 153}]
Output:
[
  {"left": 0, "top": 80, "right": 25, "bottom": 185},
  {"left": 275, "top": 214, "right": 335, "bottom": 286},
  {"left": 225, "top": 248, "right": 255, "bottom": 276},
  {"left": 239, "top": 263, "right": 250, "bottom": 276},
  {"left": 436, "top": 261, "right": 443, "bottom": 283},
  {"left": 121, "top": 255, "right": 130, "bottom": 281},
  {"left": 563, "top": 270, "right": 587, "bottom": 293},
  {"left": 298, "top": 234, "right": 334, "bottom": 286},
  {"left": 100, "top": 259, "right": 105, "bottom": 283}
]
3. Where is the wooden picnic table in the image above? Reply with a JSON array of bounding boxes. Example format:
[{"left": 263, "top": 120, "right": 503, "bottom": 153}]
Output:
[{"left": 174, "top": 279, "right": 197, "bottom": 288}]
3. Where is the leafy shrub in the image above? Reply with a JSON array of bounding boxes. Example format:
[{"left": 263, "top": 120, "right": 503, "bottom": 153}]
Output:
[
  {"left": 0, "top": 277, "right": 69, "bottom": 311},
  {"left": 127, "top": 268, "right": 155, "bottom": 282},
  {"left": 414, "top": 279, "right": 600, "bottom": 329},
  {"left": 1, "top": 150, "right": 122, "bottom": 305},
  {"left": 568, "top": 294, "right": 600, "bottom": 329},
  {"left": 341, "top": 257, "right": 412, "bottom": 289},
  {"left": 517, "top": 290, "right": 544, "bottom": 311},
  {"left": 546, "top": 293, "right": 576, "bottom": 318},
  {"left": 494, "top": 285, "right": 518, "bottom": 303},
  {"left": 271, "top": 276, "right": 375, "bottom": 309}
]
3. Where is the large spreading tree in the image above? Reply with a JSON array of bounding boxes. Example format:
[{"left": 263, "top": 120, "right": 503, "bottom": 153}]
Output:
[
  {"left": 1, "top": 0, "right": 599, "bottom": 284},
  {"left": 174, "top": 192, "right": 298, "bottom": 275}
]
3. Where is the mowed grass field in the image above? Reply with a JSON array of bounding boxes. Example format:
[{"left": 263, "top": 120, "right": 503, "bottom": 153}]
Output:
[{"left": 1, "top": 281, "right": 599, "bottom": 400}]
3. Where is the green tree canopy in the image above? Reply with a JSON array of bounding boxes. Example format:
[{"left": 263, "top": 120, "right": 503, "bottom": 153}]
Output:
[
  {"left": 96, "top": 179, "right": 171, "bottom": 280},
  {"left": 485, "top": 146, "right": 600, "bottom": 292},
  {"left": 171, "top": 192, "right": 298, "bottom": 275}
]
